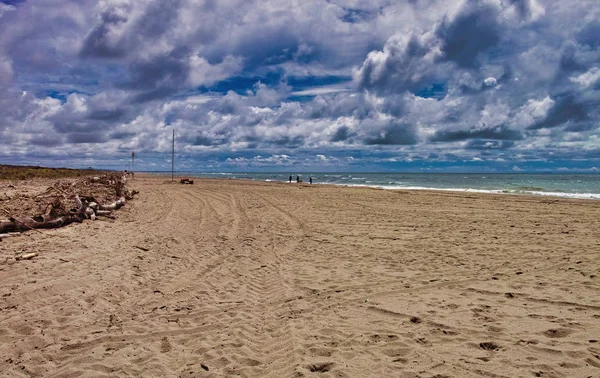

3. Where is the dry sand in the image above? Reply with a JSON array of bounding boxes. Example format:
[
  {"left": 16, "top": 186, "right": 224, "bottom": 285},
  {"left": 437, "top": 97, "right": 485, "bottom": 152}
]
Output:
[{"left": 1, "top": 175, "right": 599, "bottom": 377}]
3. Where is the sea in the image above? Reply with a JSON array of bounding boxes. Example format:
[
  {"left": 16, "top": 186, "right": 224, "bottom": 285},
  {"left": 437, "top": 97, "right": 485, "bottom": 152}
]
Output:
[{"left": 174, "top": 172, "right": 600, "bottom": 200}]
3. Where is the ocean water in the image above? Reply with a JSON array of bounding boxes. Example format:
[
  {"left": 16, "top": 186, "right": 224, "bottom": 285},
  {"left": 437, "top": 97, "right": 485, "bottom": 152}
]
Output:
[{"left": 177, "top": 172, "right": 600, "bottom": 200}]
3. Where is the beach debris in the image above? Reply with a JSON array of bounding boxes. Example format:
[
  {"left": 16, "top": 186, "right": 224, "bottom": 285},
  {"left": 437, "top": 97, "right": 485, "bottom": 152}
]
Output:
[
  {"left": 479, "top": 342, "right": 500, "bottom": 351},
  {"left": 307, "top": 362, "right": 334, "bottom": 373},
  {"left": 16, "top": 252, "right": 38, "bottom": 261},
  {"left": 180, "top": 177, "right": 194, "bottom": 184},
  {"left": 201, "top": 363, "right": 209, "bottom": 371},
  {"left": 0, "top": 232, "right": 23, "bottom": 240},
  {"left": 0, "top": 173, "right": 138, "bottom": 234},
  {"left": 410, "top": 316, "right": 422, "bottom": 324}
]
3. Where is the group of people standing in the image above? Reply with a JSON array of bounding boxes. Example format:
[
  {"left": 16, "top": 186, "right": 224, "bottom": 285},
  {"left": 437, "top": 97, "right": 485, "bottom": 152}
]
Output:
[{"left": 289, "top": 175, "right": 312, "bottom": 184}]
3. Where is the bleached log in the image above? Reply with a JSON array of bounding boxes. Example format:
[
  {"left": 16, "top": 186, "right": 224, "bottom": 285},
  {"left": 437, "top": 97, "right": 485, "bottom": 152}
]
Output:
[
  {"left": 95, "top": 210, "right": 112, "bottom": 216},
  {"left": 99, "top": 197, "right": 126, "bottom": 211},
  {"left": 125, "top": 189, "right": 139, "bottom": 200},
  {"left": 75, "top": 194, "right": 84, "bottom": 212},
  {"left": 85, "top": 207, "right": 96, "bottom": 220},
  {"left": 18, "top": 252, "right": 38, "bottom": 260},
  {"left": 0, "top": 232, "right": 22, "bottom": 239}
]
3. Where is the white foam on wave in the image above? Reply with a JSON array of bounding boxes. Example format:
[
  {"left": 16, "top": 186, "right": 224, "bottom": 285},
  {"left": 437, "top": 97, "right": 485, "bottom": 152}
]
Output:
[{"left": 337, "top": 183, "right": 600, "bottom": 200}]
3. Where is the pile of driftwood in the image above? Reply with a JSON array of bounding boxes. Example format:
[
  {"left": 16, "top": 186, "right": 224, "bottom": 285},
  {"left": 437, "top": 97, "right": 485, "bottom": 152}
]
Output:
[{"left": 0, "top": 174, "right": 138, "bottom": 234}]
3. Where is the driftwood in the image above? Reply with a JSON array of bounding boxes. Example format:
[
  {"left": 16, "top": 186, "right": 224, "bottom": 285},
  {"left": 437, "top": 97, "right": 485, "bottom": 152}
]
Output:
[
  {"left": 17, "top": 252, "right": 38, "bottom": 260},
  {"left": 0, "top": 173, "right": 136, "bottom": 234},
  {"left": 99, "top": 197, "right": 126, "bottom": 211},
  {"left": 0, "top": 232, "right": 22, "bottom": 238},
  {"left": 0, "top": 231, "right": 23, "bottom": 241}
]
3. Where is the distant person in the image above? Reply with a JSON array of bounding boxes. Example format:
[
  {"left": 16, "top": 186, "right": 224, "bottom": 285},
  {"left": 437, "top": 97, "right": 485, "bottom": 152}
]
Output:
[
  {"left": 289, "top": 175, "right": 292, "bottom": 183},
  {"left": 296, "top": 175, "right": 300, "bottom": 183},
  {"left": 309, "top": 176, "right": 313, "bottom": 184}
]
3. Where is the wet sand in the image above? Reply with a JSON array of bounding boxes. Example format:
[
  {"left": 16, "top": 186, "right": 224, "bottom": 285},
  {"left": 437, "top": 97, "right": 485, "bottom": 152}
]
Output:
[{"left": 1, "top": 175, "right": 599, "bottom": 377}]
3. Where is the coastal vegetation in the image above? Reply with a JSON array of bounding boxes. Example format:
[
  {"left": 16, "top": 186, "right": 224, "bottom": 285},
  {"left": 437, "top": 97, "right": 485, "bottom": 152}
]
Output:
[{"left": 0, "top": 165, "right": 105, "bottom": 181}]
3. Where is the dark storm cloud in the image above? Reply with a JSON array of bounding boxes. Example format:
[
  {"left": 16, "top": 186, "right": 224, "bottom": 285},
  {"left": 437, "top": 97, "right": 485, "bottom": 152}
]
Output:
[
  {"left": 508, "top": 0, "right": 540, "bottom": 20},
  {"left": 88, "top": 108, "right": 128, "bottom": 121},
  {"left": 30, "top": 134, "right": 63, "bottom": 147},
  {"left": 134, "top": 0, "right": 181, "bottom": 40},
  {"left": 193, "top": 134, "right": 226, "bottom": 146},
  {"left": 67, "top": 132, "right": 108, "bottom": 144},
  {"left": 355, "top": 33, "right": 439, "bottom": 94},
  {"left": 340, "top": 7, "right": 378, "bottom": 23},
  {"left": 81, "top": 0, "right": 182, "bottom": 59},
  {"left": 558, "top": 43, "right": 586, "bottom": 75},
  {"left": 529, "top": 94, "right": 588, "bottom": 130},
  {"left": 268, "top": 135, "right": 305, "bottom": 148},
  {"left": 80, "top": 7, "right": 129, "bottom": 58},
  {"left": 109, "top": 130, "right": 136, "bottom": 140},
  {"left": 575, "top": 20, "right": 600, "bottom": 48},
  {"left": 430, "top": 125, "right": 523, "bottom": 142},
  {"left": 435, "top": 1, "right": 501, "bottom": 69},
  {"left": 126, "top": 48, "right": 191, "bottom": 102},
  {"left": 364, "top": 123, "right": 418, "bottom": 145},
  {"left": 330, "top": 126, "right": 351, "bottom": 142}
]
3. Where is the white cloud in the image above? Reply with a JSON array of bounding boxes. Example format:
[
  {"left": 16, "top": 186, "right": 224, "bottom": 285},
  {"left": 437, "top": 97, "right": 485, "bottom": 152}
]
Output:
[
  {"left": 570, "top": 67, "right": 600, "bottom": 88},
  {"left": 291, "top": 84, "right": 352, "bottom": 97},
  {"left": 188, "top": 55, "right": 244, "bottom": 87},
  {"left": 512, "top": 97, "right": 555, "bottom": 128}
]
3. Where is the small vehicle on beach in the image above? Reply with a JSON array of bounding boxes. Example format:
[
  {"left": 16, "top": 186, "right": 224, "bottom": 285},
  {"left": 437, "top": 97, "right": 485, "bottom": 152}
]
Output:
[{"left": 180, "top": 177, "right": 194, "bottom": 184}]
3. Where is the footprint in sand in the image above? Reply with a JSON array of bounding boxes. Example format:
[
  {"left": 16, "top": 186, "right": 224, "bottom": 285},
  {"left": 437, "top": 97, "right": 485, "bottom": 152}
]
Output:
[
  {"left": 160, "top": 336, "right": 172, "bottom": 353},
  {"left": 306, "top": 362, "right": 335, "bottom": 373},
  {"left": 543, "top": 328, "right": 573, "bottom": 338}
]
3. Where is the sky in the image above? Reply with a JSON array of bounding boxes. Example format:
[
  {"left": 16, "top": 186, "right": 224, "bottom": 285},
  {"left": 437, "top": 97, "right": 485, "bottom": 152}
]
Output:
[{"left": 0, "top": 0, "right": 599, "bottom": 172}]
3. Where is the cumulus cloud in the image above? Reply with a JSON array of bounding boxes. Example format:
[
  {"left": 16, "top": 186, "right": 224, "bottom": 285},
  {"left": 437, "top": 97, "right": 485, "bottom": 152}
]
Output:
[{"left": 0, "top": 0, "right": 598, "bottom": 170}]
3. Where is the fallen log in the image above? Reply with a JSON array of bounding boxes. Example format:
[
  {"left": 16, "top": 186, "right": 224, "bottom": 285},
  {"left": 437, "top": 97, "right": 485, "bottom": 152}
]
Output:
[
  {"left": 0, "top": 214, "right": 83, "bottom": 233},
  {"left": 17, "top": 252, "right": 38, "bottom": 260},
  {"left": 0, "top": 231, "right": 23, "bottom": 241},
  {"left": 99, "top": 197, "right": 126, "bottom": 211},
  {"left": 1, "top": 210, "right": 45, "bottom": 234},
  {"left": 0, "top": 232, "right": 22, "bottom": 238}
]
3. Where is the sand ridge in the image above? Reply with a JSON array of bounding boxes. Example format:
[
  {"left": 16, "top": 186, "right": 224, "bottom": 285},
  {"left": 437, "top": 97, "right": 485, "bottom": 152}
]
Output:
[{"left": 1, "top": 176, "right": 599, "bottom": 377}]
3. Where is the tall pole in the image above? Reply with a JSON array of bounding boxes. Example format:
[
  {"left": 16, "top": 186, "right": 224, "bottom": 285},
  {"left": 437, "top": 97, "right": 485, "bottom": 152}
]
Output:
[
  {"left": 171, "top": 129, "right": 175, "bottom": 181},
  {"left": 131, "top": 151, "right": 135, "bottom": 179}
]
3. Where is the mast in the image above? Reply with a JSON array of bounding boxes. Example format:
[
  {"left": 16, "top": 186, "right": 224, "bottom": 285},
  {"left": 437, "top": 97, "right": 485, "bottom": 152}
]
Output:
[{"left": 171, "top": 129, "right": 175, "bottom": 181}]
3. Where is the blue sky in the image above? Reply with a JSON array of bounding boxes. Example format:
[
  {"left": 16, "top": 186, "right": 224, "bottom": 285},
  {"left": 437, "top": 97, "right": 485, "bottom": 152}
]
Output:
[{"left": 0, "top": 0, "right": 599, "bottom": 172}]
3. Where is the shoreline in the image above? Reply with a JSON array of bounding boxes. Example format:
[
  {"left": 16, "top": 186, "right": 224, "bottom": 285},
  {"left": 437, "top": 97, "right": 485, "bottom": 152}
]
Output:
[{"left": 142, "top": 172, "right": 600, "bottom": 202}]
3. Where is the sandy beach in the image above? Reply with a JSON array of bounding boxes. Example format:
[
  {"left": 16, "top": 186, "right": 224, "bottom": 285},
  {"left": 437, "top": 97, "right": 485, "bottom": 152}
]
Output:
[{"left": 1, "top": 175, "right": 599, "bottom": 377}]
